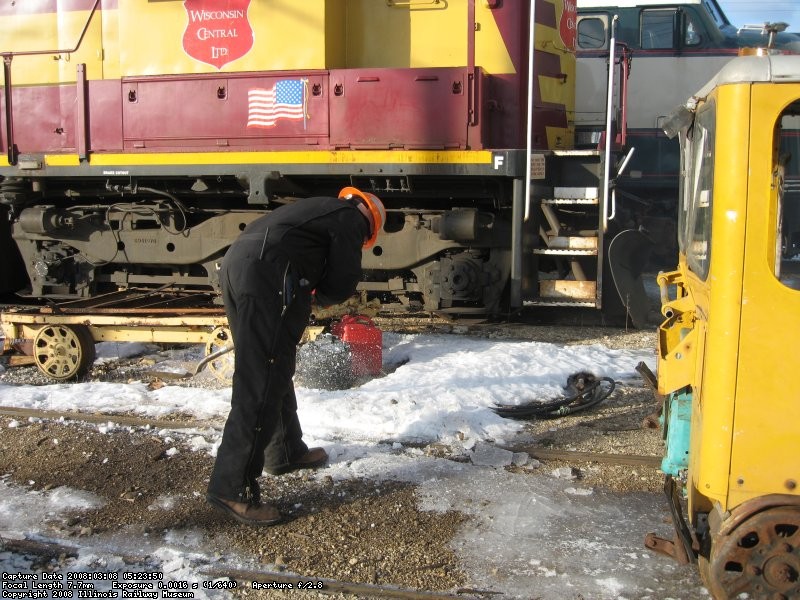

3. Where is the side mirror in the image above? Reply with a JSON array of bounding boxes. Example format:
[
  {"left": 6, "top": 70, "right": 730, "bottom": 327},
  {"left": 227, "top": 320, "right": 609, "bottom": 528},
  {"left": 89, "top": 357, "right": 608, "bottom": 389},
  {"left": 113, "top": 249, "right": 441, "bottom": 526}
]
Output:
[{"left": 662, "top": 105, "right": 694, "bottom": 139}]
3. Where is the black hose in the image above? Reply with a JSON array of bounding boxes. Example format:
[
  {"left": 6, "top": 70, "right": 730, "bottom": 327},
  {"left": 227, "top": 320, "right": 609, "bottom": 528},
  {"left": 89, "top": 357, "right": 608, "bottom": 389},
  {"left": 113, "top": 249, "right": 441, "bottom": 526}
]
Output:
[{"left": 491, "top": 376, "right": 616, "bottom": 420}]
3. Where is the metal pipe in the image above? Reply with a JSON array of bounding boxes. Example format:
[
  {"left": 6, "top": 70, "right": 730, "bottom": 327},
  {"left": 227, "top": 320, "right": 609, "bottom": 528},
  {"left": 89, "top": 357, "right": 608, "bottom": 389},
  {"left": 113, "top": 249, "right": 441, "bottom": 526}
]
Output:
[
  {"left": 510, "top": 178, "right": 524, "bottom": 308},
  {"left": 524, "top": 0, "right": 537, "bottom": 222},
  {"left": 619, "top": 44, "right": 630, "bottom": 147},
  {"left": 609, "top": 146, "right": 635, "bottom": 222},
  {"left": 0, "top": 0, "right": 101, "bottom": 59},
  {"left": 467, "top": 0, "right": 475, "bottom": 72},
  {"left": 3, "top": 56, "right": 15, "bottom": 165},
  {"left": 602, "top": 15, "right": 619, "bottom": 232},
  {"left": 76, "top": 64, "right": 88, "bottom": 161},
  {"left": 194, "top": 343, "right": 234, "bottom": 375}
]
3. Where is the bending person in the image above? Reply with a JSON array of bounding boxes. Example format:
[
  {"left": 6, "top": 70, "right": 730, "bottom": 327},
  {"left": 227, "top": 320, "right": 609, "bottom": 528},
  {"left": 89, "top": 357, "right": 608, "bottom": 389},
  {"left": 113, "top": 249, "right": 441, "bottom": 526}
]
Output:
[{"left": 207, "top": 187, "right": 385, "bottom": 526}]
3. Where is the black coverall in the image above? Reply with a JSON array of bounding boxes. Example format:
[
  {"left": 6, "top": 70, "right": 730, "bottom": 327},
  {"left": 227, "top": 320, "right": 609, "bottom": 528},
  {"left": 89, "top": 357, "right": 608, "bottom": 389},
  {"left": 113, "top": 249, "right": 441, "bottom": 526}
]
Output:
[{"left": 207, "top": 196, "right": 369, "bottom": 504}]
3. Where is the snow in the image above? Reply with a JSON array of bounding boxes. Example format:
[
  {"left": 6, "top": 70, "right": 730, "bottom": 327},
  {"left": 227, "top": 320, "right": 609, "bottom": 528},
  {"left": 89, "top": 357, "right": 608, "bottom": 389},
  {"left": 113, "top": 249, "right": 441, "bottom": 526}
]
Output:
[{"left": 0, "top": 332, "right": 709, "bottom": 599}]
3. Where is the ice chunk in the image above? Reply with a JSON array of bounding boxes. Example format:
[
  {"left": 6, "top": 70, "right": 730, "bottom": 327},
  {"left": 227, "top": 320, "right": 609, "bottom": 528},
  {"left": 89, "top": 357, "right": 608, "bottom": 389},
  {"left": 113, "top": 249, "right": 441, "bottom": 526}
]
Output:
[{"left": 470, "top": 442, "right": 514, "bottom": 467}]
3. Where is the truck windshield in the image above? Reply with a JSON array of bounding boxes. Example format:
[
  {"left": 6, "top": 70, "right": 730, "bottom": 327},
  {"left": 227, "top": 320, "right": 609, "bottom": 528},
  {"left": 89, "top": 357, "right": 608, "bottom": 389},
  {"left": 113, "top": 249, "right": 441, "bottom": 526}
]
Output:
[
  {"left": 684, "top": 102, "right": 716, "bottom": 279},
  {"left": 777, "top": 106, "right": 800, "bottom": 290}
]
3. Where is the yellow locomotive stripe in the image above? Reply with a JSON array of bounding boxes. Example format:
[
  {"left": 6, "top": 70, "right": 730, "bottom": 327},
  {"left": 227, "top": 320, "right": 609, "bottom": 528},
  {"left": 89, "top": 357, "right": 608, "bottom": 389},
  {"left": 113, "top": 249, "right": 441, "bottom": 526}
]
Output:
[
  {"left": 38, "top": 150, "right": 495, "bottom": 168},
  {"left": 3, "top": 1, "right": 565, "bottom": 81}
]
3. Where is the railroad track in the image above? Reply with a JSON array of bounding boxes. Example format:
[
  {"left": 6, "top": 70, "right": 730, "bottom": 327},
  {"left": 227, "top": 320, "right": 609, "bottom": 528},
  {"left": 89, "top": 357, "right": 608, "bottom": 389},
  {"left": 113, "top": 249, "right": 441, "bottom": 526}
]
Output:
[
  {"left": 0, "top": 405, "right": 662, "bottom": 469},
  {"left": 0, "top": 535, "right": 498, "bottom": 600},
  {"left": 0, "top": 405, "right": 220, "bottom": 431},
  {"left": 512, "top": 445, "right": 662, "bottom": 468},
  {"left": 0, "top": 405, "right": 664, "bottom": 598}
]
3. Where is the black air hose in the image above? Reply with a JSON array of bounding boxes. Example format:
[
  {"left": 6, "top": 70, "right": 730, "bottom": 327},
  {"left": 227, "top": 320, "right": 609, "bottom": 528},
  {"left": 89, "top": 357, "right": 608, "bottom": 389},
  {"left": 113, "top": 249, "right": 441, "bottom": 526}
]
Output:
[{"left": 491, "top": 376, "right": 616, "bottom": 420}]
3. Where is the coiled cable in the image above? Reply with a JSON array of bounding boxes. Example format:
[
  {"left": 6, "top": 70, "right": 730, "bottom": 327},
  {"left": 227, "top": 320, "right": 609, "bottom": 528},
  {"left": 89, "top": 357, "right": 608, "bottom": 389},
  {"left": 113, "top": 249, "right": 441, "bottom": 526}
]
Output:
[{"left": 491, "top": 376, "right": 616, "bottom": 420}]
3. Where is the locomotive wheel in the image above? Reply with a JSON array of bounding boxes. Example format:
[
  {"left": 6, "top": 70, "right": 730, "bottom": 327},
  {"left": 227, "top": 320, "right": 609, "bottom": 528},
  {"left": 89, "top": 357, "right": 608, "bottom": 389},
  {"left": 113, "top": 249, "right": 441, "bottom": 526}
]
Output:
[
  {"left": 204, "top": 326, "right": 234, "bottom": 383},
  {"left": 33, "top": 324, "right": 96, "bottom": 381},
  {"left": 706, "top": 505, "right": 800, "bottom": 599}
]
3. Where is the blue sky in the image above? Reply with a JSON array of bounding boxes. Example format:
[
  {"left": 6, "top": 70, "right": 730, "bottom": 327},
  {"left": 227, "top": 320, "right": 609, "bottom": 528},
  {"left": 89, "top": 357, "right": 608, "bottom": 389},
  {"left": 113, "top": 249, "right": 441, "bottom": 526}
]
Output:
[{"left": 718, "top": 1, "right": 800, "bottom": 29}]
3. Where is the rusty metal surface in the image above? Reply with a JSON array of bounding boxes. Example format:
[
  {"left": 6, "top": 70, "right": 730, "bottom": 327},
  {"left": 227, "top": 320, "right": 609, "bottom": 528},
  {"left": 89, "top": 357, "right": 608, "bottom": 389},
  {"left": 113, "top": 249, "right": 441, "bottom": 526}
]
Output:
[
  {"left": 644, "top": 531, "right": 692, "bottom": 565},
  {"left": 644, "top": 476, "right": 697, "bottom": 566},
  {"left": 707, "top": 504, "right": 800, "bottom": 599},
  {"left": 34, "top": 287, "right": 223, "bottom": 314},
  {"left": 1, "top": 289, "right": 224, "bottom": 324},
  {"left": 718, "top": 494, "right": 800, "bottom": 538}
]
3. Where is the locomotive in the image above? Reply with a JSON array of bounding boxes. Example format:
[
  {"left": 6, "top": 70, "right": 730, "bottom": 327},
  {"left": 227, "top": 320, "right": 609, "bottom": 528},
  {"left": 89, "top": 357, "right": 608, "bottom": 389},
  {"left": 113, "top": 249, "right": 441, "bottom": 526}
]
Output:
[
  {"left": 1, "top": 0, "right": 797, "bottom": 321},
  {"left": 0, "top": 0, "right": 583, "bottom": 319},
  {"left": 575, "top": 0, "right": 800, "bottom": 261}
]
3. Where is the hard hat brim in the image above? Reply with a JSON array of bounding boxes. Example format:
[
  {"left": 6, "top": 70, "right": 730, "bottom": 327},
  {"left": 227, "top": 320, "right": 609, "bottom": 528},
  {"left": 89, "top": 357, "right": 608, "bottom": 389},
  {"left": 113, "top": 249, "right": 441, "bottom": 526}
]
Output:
[{"left": 339, "top": 186, "right": 384, "bottom": 249}]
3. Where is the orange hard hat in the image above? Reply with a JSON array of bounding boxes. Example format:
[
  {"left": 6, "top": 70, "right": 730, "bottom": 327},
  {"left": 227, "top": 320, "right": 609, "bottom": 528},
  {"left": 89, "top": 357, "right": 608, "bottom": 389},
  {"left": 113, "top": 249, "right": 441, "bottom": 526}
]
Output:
[{"left": 338, "top": 186, "right": 386, "bottom": 249}]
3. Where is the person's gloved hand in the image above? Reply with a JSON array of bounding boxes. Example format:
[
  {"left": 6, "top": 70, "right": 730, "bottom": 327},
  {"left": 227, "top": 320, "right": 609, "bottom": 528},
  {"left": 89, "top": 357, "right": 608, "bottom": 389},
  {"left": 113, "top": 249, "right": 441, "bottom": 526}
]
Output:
[{"left": 310, "top": 289, "right": 322, "bottom": 307}]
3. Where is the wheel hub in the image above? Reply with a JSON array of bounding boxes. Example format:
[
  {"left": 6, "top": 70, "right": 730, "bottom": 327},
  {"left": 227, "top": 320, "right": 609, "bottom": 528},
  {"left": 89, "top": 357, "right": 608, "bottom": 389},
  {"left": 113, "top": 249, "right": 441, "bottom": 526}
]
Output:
[
  {"left": 763, "top": 553, "right": 799, "bottom": 588},
  {"left": 33, "top": 324, "right": 95, "bottom": 380}
]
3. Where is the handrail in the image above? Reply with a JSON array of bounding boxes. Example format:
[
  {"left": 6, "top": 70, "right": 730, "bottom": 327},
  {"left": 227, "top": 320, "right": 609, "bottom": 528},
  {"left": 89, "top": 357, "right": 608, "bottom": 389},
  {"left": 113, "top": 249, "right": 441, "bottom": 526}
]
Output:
[
  {"left": 1, "top": 0, "right": 101, "bottom": 165},
  {"left": 602, "top": 15, "right": 619, "bottom": 232},
  {"left": 386, "top": 0, "right": 444, "bottom": 8},
  {"left": 524, "top": 0, "right": 536, "bottom": 222}
]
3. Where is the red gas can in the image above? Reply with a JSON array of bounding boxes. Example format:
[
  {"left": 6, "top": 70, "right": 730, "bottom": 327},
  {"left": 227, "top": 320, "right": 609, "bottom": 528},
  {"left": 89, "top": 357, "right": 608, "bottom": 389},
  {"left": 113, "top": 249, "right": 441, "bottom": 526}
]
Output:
[{"left": 330, "top": 315, "right": 383, "bottom": 377}]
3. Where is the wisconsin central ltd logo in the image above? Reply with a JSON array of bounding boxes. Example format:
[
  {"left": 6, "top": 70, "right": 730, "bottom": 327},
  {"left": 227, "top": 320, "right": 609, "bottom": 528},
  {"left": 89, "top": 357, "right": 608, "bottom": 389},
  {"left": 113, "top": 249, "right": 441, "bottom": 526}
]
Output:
[
  {"left": 560, "top": 0, "right": 577, "bottom": 51},
  {"left": 182, "top": 0, "right": 254, "bottom": 69}
]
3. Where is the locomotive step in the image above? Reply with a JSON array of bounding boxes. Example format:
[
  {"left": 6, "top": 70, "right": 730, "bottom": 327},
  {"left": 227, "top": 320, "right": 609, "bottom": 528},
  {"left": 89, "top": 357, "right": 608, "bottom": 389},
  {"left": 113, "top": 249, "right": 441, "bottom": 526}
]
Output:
[
  {"left": 537, "top": 280, "right": 597, "bottom": 301},
  {"left": 536, "top": 235, "right": 598, "bottom": 252},
  {"left": 552, "top": 186, "right": 599, "bottom": 199},
  {"left": 532, "top": 248, "right": 598, "bottom": 256},
  {"left": 523, "top": 299, "right": 598, "bottom": 308},
  {"left": 541, "top": 198, "right": 599, "bottom": 205}
]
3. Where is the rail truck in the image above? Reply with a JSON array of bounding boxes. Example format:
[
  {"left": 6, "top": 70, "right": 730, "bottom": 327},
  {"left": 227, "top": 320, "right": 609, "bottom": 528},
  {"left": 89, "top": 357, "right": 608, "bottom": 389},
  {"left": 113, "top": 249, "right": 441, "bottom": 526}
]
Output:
[{"left": 646, "top": 53, "right": 800, "bottom": 598}]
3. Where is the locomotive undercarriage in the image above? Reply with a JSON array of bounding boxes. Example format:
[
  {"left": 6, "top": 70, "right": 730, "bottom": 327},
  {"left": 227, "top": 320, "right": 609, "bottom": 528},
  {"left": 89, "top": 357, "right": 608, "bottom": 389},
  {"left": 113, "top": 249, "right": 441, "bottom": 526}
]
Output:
[{"left": 1, "top": 175, "right": 513, "bottom": 316}]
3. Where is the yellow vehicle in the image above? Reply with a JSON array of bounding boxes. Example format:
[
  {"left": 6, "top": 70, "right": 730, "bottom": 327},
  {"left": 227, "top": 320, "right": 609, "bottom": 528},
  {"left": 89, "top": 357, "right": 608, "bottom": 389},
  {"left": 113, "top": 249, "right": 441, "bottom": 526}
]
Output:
[{"left": 650, "top": 53, "right": 800, "bottom": 598}]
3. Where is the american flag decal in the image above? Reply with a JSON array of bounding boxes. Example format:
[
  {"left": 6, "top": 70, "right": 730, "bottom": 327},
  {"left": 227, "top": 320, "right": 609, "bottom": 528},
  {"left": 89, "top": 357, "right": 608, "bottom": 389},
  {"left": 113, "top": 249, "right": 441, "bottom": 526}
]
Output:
[{"left": 247, "top": 79, "right": 307, "bottom": 128}]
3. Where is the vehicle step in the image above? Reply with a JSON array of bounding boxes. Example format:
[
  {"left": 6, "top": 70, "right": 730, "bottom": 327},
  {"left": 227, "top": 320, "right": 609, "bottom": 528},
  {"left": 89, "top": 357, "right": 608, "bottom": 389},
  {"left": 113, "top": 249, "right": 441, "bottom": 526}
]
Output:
[
  {"left": 533, "top": 249, "right": 597, "bottom": 255},
  {"left": 523, "top": 299, "right": 598, "bottom": 308},
  {"left": 538, "top": 280, "right": 597, "bottom": 301},
  {"left": 541, "top": 198, "right": 599, "bottom": 205},
  {"left": 553, "top": 186, "right": 599, "bottom": 199},
  {"left": 540, "top": 235, "right": 598, "bottom": 251}
]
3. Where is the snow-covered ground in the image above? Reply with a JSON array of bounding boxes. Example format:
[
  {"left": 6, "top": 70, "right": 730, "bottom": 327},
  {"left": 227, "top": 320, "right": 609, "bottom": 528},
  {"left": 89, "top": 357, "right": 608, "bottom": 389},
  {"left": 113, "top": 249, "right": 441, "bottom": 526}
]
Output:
[{"left": 0, "top": 332, "right": 708, "bottom": 599}]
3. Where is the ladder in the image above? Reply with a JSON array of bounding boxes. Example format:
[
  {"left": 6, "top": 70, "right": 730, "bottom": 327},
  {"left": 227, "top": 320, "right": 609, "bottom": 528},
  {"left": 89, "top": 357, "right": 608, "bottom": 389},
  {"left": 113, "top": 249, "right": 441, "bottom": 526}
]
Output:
[{"left": 523, "top": 150, "right": 607, "bottom": 309}]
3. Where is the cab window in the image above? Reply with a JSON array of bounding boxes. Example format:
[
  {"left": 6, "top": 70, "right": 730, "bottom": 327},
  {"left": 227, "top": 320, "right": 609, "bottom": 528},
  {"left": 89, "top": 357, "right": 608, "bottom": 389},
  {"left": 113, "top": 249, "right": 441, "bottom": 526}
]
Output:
[
  {"left": 775, "top": 106, "right": 800, "bottom": 290},
  {"left": 685, "top": 102, "right": 715, "bottom": 279},
  {"left": 641, "top": 8, "right": 703, "bottom": 49},
  {"left": 641, "top": 9, "right": 675, "bottom": 49},
  {"left": 578, "top": 16, "right": 607, "bottom": 50},
  {"left": 684, "top": 12, "right": 702, "bottom": 46}
]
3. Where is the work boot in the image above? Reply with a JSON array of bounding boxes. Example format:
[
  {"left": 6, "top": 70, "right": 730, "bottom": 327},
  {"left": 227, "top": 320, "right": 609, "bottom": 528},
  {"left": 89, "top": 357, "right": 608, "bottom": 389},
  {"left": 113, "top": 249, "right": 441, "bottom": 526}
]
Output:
[
  {"left": 206, "top": 494, "right": 284, "bottom": 526},
  {"left": 264, "top": 447, "right": 328, "bottom": 476}
]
